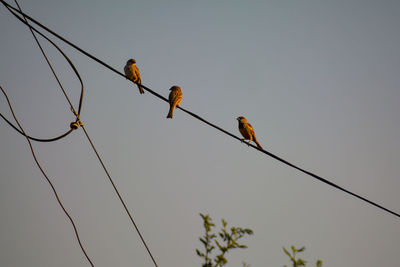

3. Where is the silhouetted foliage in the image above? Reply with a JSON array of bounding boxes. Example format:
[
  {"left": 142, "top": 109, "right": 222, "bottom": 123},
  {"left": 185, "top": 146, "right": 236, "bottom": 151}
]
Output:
[
  {"left": 283, "top": 245, "right": 323, "bottom": 267},
  {"left": 196, "top": 213, "right": 253, "bottom": 267},
  {"left": 196, "top": 213, "right": 322, "bottom": 267}
]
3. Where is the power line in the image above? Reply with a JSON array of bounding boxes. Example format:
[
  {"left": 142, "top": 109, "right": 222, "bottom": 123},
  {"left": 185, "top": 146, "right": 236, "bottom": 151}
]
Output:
[
  {"left": 4, "top": 1, "right": 160, "bottom": 266},
  {"left": 0, "top": 85, "right": 95, "bottom": 267},
  {"left": 1, "top": 2, "right": 94, "bottom": 266},
  {"left": 0, "top": 0, "right": 84, "bottom": 143},
  {"left": 12, "top": 0, "right": 84, "bottom": 116},
  {"left": 80, "top": 125, "right": 159, "bottom": 267},
  {"left": 0, "top": 112, "right": 74, "bottom": 142},
  {"left": 1, "top": 0, "right": 398, "bottom": 219}
]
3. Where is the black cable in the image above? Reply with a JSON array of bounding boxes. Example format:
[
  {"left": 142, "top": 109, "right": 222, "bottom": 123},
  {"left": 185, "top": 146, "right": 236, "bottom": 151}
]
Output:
[
  {"left": 13, "top": 0, "right": 84, "bottom": 116},
  {"left": 1, "top": 0, "right": 398, "bottom": 219},
  {"left": 0, "top": 85, "right": 95, "bottom": 267},
  {"left": 2, "top": 2, "right": 160, "bottom": 265},
  {"left": 0, "top": 0, "right": 84, "bottom": 143},
  {"left": 0, "top": 112, "right": 74, "bottom": 142},
  {"left": 80, "top": 125, "right": 159, "bottom": 267},
  {"left": 0, "top": 0, "right": 166, "bottom": 101}
]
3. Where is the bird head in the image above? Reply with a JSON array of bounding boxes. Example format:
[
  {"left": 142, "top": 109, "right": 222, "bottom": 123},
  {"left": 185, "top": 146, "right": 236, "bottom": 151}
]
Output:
[
  {"left": 237, "top": 116, "right": 247, "bottom": 123},
  {"left": 169, "top": 85, "right": 181, "bottom": 91},
  {"left": 127, "top": 58, "right": 136, "bottom": 64}
]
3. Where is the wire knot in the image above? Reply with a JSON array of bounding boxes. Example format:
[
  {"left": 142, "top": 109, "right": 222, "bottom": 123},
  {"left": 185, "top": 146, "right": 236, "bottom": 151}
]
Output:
[
  {"left": 69, "top": 121, "right": 80, "bottom": 130},
  {"left": 70, "top": 107, "right": 83, "bottom": 130}
]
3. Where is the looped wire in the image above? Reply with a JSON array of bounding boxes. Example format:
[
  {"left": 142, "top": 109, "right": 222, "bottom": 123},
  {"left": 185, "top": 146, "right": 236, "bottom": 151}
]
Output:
[{"left": 0, "top": 0, "right": 84, "bottom": 142}]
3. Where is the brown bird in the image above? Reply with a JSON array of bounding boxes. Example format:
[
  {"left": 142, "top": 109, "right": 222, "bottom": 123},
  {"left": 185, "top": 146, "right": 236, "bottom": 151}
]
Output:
[
  {"left": 167, "top": 86, "right": 183, "bottom": 119},
  {"left": 124, "top": 58, "right": 144, "bottom": 94},
  {"left": 237, "top": 116, "right": 262, "bottom": 149}
]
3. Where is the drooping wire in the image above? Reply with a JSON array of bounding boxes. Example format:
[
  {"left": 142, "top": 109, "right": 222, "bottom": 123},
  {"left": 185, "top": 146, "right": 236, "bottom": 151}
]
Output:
[
  {"left": 3, "top": 2, "right": 160, "bottom": 266},
  {"left": 0, "top": 85, "right": 95, "bottom": 267},
  {"left": 0, "top": 112, "right": 74, "bottom": 142},
  {"left": 0, "top": 0, "right": 84, "bottom": 143},
  {"left": 2, "top": 0, "right": 398, "bottom": 219}
]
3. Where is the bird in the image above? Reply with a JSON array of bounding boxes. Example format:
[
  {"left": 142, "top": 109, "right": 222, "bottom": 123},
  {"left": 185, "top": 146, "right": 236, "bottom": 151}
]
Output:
[
  {"left": 167, "top": 86, "right": 183, "bottom": 119},
  {"left": 124, "top": 58, "right": 144, "bottom": 94},
  {"left": 236, "top": 116, "right": 262, "bottom": 149}
]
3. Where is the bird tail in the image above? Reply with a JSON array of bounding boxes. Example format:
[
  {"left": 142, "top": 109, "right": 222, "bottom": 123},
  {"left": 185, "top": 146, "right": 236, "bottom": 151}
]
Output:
[
  {"left": 167, "top": 106, "right": 174, "bottom": 119},
  {"left": 254, "top": 137, "right": 262, "bottom": 149},
  {"left": 138, "top": 84, "right": 145, "bottom": 94}
]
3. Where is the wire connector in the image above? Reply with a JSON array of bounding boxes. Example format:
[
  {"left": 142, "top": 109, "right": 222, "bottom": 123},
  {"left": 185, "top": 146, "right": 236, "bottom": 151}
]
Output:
[
  {"left": 70, "top": 107, "right": 83, "bottom": 130},
  {"left": 70, "top": 121, "right": 79, "bottom": 130}
]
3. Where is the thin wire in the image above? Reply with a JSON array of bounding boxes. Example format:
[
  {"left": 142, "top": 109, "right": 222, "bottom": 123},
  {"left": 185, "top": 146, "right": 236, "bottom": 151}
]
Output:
[
  {"left": 80, "top": 125, "right": 159, "bottom": 267},
  {"left": 0, "top": 85, "right": 95, "bottom": 267},
  {"left": 0, "top": 0, "right": 166, "bottom": 101},
  {"left": 0, "top": 0, "right": 85, "bottom": 143},
  {"left": 2, "top": 0, "right": 399, "bottom": 219},
  {"left": 3, "top": 2, "right": 160, "bottom": 265},
  {"left": 0, "top": 112, "right": 74, "bottom": 142},
  {"left": 13, "top": 0, "right": 83, "bottom": 115}
]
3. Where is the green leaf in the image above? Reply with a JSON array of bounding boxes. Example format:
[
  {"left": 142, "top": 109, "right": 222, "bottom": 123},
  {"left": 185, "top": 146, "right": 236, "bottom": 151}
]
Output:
[
  {"left": 222, "top": 219, "right": 227, "bottom": 228},
  {"left": 283, "top": 247, "right": 291, "bottom": 257},
  {"left": 196, "top": 249, "right": 204, "bottom": 257},
  {"left": 244, "top": 228, "right": 254, "bottom": 235},
  {"left": 316, "top": 260, "right": 323, "bottom": 267},
  {"left": 215, "top": 254, "right": 228, "bottom": 266},
  {"left": 296, "top": 259, "right": 306, "bottom": 266},
  {"left": 297, "top": 246, "right": 306, "bottom": 253},
  {"left": 200, "top": 237, "right": 207, "bottom": 247},
  {"left": 231, "top": 227, "right": 237, "bottom": 235},
  {"left": 215, "top": 240, "right": 223, "bottom": 249}
]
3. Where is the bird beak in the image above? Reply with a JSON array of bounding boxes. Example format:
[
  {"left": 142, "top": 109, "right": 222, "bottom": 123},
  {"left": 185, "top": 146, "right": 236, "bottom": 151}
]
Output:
[{"left": 236, "top": 117, "right": 240, "bottom": 121}]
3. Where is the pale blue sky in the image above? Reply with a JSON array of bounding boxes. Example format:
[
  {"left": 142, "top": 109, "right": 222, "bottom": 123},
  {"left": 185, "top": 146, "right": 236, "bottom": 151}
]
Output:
[{"left": 1, "top": 0, "right": 400, "bottom": 266}]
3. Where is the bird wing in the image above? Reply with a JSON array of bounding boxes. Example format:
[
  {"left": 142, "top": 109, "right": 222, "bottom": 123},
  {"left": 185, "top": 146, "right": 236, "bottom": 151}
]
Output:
[
  {"left": 238, "top": 122, "right": 251, "bottom": 140},
  {"left": 134, "top": 65, "right": 141, "bottom": 84},
  {"left": 175, "top": 90, "right": 183, "bottom": 106},
  {"left": 124, "top": 64, "right": 132, "bottom": 79},
  {"left": 246, "top": 123, "right": 256, "bottom": 138},
  {"left": 169, "top": 89, "right": 180, "bottom": 103}
]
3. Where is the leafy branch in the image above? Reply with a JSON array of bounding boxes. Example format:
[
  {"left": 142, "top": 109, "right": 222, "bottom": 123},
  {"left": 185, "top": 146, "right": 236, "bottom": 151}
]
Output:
[
  {"left": 196, "top": 213, "right": 253, "bottom": 267},
  {"left": 283, "top": 246, "right": 323, "bottom": 267}
]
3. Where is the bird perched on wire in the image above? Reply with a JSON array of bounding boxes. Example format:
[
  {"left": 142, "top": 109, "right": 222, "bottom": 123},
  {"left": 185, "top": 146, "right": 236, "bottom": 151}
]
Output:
[
  {"left": 124, "top": 58, "right": 144, "bottom": 94},
  {"left": 236, "top": 116, "right": 262, "bottom": 149},
  {"left": 167, "top": 86, "right": 183, "bottom": 119}
]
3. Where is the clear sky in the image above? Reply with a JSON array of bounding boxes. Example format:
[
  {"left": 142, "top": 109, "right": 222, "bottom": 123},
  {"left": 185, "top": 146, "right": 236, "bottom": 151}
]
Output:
[{"left": 1, "top": 0, "right": 400, "bottom": 266}]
